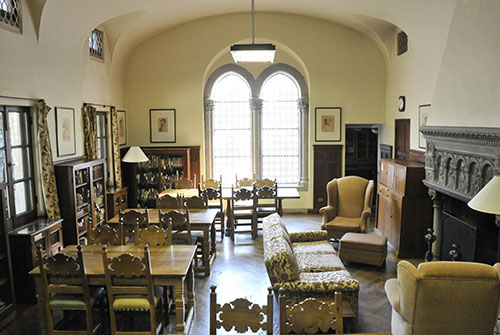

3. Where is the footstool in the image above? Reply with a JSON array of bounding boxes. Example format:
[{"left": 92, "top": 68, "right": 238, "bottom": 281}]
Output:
[{"left": 339, "top": 233, "right": 388, "bottom": 266}]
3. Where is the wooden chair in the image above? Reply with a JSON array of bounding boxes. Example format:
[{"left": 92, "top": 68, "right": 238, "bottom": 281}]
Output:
[
  {"left": 200, "top": 175, "right": 222, "bottom": 189},
  {"left": 210, "top": 285, "right": 273, "bottom": 335},
  {"left": 255, "top": 184, "right": 279, "bottom": 221},
  {"left": 183, "top": 195, "right": 208, "bottom": 210},
  {"left": 235, "top": 174, "right": 256, "bottom": 188},
  {"left": 157, "top": 194, "right": 182, "bottom": 209},
  {"left": 102, "top": 246, "right": 164, "bottom": 335},
  {"left": 88, "top": 224, "right": 121, "bottom": 246},
  {"left": 119, "top": 209, "right": 149, "bottom": 244},
  {"left": 175, "top": 177, "right": 194, "bottom": 189},
  {"left": 199, "top": 184, "right": 225, "bottom": 240},
  {"left": 279, "top": 290, "right": 343, "bottom": 334},
  {"left": 228, "top": 185, "right": 257, "bottom": 240},
  {"left": 37, "top": 245, "right": 105, "bottom": 335},
  {"left": 256, "top": 178, "right": 277, "bottom": 188},
  {"left": 160, "top": 210, "right": 193, "bottom": 245},
  {"left": 134, "top": 224, "right": 172, "bottom": 247}
]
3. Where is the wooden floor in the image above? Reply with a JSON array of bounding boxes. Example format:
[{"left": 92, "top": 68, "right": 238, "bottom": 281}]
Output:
[{"left": 4, "top": 213, "right": 423, "bottom": 334}]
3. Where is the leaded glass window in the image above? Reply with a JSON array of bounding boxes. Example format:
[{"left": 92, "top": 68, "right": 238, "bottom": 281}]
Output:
[
  {"left": 211, "top": 73, "right": 252, "bottom": 182},
  {"left": 0, "top": 0, "right": 21, "bottom": 32},
  {"left": 260, "top": 73, "right": 300, "bottom": 184},
  {"left": 89, "top": 28, "right": 104, "bottom": 61}
]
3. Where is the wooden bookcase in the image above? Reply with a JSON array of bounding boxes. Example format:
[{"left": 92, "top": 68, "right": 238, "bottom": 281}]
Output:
[
  {"left": 121, "top": 146, "right": 200, "bottom": 208},
  {"left": 0, "top": 186, "right": 15, "bottom": 328},
  {"left": 55, "top": 158, "right": 107, "bottom": 245}
]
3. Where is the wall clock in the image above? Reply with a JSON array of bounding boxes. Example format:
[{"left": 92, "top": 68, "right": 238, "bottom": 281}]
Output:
[{"left": 398, "top": 96, "right": 406, "bottom": 112}]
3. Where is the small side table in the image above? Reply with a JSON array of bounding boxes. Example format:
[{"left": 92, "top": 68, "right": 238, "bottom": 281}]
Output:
[
  {"left": 106, "top": 187, "right": 128, "bottom": 221},
  {"left": 9, "top": 218, "right": 64, "bottom": 302}
]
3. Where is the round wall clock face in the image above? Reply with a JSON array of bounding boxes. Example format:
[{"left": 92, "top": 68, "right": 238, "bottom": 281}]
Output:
[{"left": 398, "top": 96, "right": 406, "bottom": 112}]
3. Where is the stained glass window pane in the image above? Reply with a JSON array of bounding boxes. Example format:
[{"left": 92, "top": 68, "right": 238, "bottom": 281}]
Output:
[
  {"left": 0, "top": 0, "right": 21, "bottom": 31},
  {"left": 0, "top": 111, "right": 4, "bottom": 147},
  {"left": 11, "top": 147, "right": 30, "bottom": 181},
  {"left": 8, "top": 111, "right": 28, "bottom": 146},
  {"left": 212, "top": 74, "right": 252, "bottom": 182},
  {"left": 261, "top": 73, "right": 300, "bottom": 184}
]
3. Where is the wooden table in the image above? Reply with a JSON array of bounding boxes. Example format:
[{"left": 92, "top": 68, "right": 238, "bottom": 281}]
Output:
[
  {"left": 30, "top": 244, "right": 196, "bottom": 335},
  {"left": 108, "top": 208, "right": 219, "bottom": 276},
  {"left": 159, "top": 187, "right": 300, "bottom": 216}
]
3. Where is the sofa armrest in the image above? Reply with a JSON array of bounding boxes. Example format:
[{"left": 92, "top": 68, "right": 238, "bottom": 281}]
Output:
[
  {"left": 289, "top": 231, "right": 328, "bottom": 243},
  {"left": 384, "top": 278, "right": 401, "bottom": 314},
  {"left": 319, "top": 205, "right": 336, "bottom": 229},
  {"left": 360, "top": 207, "right": 372, "bottom": 233}
]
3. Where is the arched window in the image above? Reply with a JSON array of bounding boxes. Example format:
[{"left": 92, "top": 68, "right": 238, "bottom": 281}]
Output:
[
  {"left": 211, "top": 73, "right": 252, "bottom": 181},
  {"left": 205, "top": 64, "right": 308, "bottom": 187}
]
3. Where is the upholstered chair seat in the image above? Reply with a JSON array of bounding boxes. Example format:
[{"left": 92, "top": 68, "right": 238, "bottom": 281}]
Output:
[
  {"left": 49, "top": 287, "right": 105, "bottom": 311},
  {"left": 112, "top": 286, "right": 164, "bottom": 312},
  {"left": 320, "top": 176, "right": 374, "bottom": 240}
]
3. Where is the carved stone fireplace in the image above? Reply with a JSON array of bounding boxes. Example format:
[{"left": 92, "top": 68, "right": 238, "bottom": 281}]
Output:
[{"left": 421, "top": 126, "right": 500, "bottom": 263}]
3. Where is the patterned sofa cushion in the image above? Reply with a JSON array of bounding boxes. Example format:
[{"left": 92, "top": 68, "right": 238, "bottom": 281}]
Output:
[
  {"left": 292, "top": 240, "right": 336, "bottom": 255},
  {"left": 263, "top": 235, "right": 300, "bottom": 284},
  {"left": 295, "top": 253, "right": 345, "bottom": 272},
  {"left": 277, "top": 270, "right": 359, "bottom": 293}
]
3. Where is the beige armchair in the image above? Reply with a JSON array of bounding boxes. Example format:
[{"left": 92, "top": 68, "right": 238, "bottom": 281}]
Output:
[
  {"left": 319, "top": 176, "right": 374, "bottom": 239},
  {"left": 385, "top": 260, "right": 500, "bottom": 335}
]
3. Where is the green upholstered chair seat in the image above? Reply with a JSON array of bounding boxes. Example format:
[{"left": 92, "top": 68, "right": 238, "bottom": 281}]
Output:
[
  {"left": 112, "top": 286, "right": 163, "bottom": 312},
  {"left": 49, "top": 287, "right": 105, "bottom": 311}
]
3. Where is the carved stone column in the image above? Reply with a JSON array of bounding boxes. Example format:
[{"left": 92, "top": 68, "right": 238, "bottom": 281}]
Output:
[
  {"left": 298, "top": 97, "right": 309, "bottom": 186},
  {"left": 428, "top": 189, "right": 443, "bottom": 259},
  {"left": 250, "top": 98, "right": 263, "bottom": 176},
  {"left": 204, "top": 99, "right": 215, "bottom": 177}
]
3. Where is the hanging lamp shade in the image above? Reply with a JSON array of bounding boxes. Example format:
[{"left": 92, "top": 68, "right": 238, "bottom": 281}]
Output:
[
  {"left": 122, "top": 146, "right": 148, "bottom": 163},
  {"left": 468, "top": 175, "right": 500, "bottom": 215}
]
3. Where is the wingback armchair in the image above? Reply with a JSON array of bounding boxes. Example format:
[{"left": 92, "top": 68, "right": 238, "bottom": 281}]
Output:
[
  {"left": 319, "top": 176, "right": 374, "bottom": 239},
  {"left": 385, "top": 260, "right": 500, "bottom": 335}
]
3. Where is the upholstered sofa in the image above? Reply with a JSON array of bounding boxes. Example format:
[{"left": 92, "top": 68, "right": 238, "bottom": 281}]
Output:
[{"left": 262, "top": 213, "right": 359, "bottom": 328}]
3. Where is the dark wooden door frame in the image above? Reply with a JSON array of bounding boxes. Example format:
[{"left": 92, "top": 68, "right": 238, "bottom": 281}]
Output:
[{"left": 395, "top": 119, "right": 410, "bottom": 160}]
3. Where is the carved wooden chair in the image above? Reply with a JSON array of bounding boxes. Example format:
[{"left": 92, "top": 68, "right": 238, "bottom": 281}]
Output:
[
  {"left": 256, "top": 178, "right": 277, "bottom": 188},
  {"left": 175, "top": 177, "right": 194, "bottom": 189},
  {"left": 37, "top": 245, "right": 105, "bottom": 335},
  {"left": 88, "top": 224, "right": 121, "bottom": 246},
  {"left": 183, "top": 195, "right": 208, "bottom": 210},
  {"left": 160, "top": 210, "right": 193, "bottom": 245},
  {"left": 279, "top": 290, "right": 343, "bottom": 334},
  {"left": 157, "top": 194, "right": 182, "bottom": 209},
  {"left": 255, "top": 184, "right": 279, "bottom": 222},
  {"left": 119, "top": 209, "right": 149, "bottom": 244},
  {"left": 235, "top": 174, "right": 256, "bottom": 188},
  {"left": 134, "top": 223, "right": 173, "bottom": 247},
  {"left": 199, "top": 182, "right": 225, "bottom": 240},
  {"left": 102, "top": 246, "right": 165, "bottom": 335},
  {"left": 228, "top": 185, "right": 257, "bottom": 240},
  {"left": 200, "top": 175, "right": 222, "bottom": 189},
  {"left": 210, "top": 285, "right": 273, "bottom": 335}
]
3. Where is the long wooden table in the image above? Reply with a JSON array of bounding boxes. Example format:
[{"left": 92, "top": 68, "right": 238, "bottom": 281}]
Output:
[
  {"left": 30, "top": 244, "right": 196, "bottom": 335},
  {"left": 108, "top": 208, "right": 219, "bottom": 276},
  {"left": 159, "top": 187, "right": 300, "bottom": 216}
]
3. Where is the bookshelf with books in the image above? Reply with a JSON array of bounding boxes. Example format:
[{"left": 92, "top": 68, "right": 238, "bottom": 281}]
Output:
[
  {"left": 121, "top": 146, "right": 200, "bottom": 208},
  {"left": 55, "top": 158, "right": 107, "bottom": 245}
]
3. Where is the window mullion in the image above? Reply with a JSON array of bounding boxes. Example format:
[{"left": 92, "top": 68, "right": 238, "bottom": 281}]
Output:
[{"left": 250, "top": 98, "right": 262, "bottom": 179}]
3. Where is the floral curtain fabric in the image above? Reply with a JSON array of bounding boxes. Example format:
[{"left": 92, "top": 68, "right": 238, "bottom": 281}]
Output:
[
  {"left": 37, "top": 100, "right": 61, "bottom": 220},
  {"left": 110, "top": 106, "right": 122, "bottom": 188},
  {"left": 82, "top": 104, "right": 97, "bottom": 160}
]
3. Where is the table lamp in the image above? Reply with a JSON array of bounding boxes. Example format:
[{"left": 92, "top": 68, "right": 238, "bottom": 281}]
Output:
[
  {"left": 468, "top": 175, "right": 500, "bottom": 225},
  {"left": 122, "top": 146, "right": 148, "bottom": 163}
]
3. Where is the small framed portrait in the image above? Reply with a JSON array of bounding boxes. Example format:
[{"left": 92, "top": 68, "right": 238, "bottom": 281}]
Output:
[
  {"left": 55, "top": 106, "right": 76, "bottom": 157},
  {"left": 315, "top": 107, "right": 342, "bottom": 142},
  {"left": 419, "top": 104, "right": 431, "bottom": 149},
  {"left": 117, "top": 110, "right": 126, "bottom": 145},
  {"left": 150, "top": 109, "right": 176, "bottom": 143}
]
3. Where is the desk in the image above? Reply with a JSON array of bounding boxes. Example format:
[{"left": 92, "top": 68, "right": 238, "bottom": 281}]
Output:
[
  {"left": 30, "top": 244, "right": 196, "bottom": 335},
  {"left": 159, "top": 187, "right": 300, "bottom": 216},
  {"left": 108, "top": 208, "right": 218, "bottom": 276}
]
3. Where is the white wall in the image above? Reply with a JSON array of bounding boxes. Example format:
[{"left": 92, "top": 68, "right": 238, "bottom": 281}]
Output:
[{"left": 125, "top": 12, "right": 387, "bottom": 209}]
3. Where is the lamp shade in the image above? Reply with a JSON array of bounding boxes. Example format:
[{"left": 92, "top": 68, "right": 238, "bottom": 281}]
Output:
[
  {"left": 122, "top": 146, "right": 148, "bottom": 163},
  {"left": 468, "top": 175, "right": 500, "bottom": 215},
  {"left": 230, "top": 43, "right": 276, "bottom": 63}
]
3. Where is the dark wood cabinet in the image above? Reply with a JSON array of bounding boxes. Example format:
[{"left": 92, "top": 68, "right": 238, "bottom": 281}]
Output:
[
  {"left": 106, "top": 187, "right": 128, "bottom": 220},
  {"left": 121, "top": 146, "right": 200, "bottom": 208},
  {"left": 345, "top": 127, "right": 378, "bottom": 181},
  {"left": 376, "top": 159, "right": 432, "bottom": 257},
  {"left": 55, "top": 158, "right": 107, "bottom": 245},
  {"left": 313, "top": 145, "right": 343, "bottom": 212},
  {"left": 9, "top": 218, "right": 63, "bottom": 302},
  {"left": 0, "top": 187, "right": 15, "bottom": 328}
]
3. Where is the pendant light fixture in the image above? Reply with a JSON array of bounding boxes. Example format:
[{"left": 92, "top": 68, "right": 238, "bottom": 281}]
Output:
[{"left": 230, "top": 0, "right": 275, "bottom": 63}]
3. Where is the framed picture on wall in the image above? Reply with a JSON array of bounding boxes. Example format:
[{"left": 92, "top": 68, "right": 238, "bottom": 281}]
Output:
[
  {"left": 55, "top": 106, "right": 76, "bottom": 157},
  {"left": 419, "top": 104, "right": 431, "bottom": 149},
  {"left": 315, "top": 107, "right": 342, "bottom": 142},
  {"left": 117, "top": 110, "right": 127, "bottom": 145},
  {"left": 150, "top": 109, "right": 176, "bottom": 143}
]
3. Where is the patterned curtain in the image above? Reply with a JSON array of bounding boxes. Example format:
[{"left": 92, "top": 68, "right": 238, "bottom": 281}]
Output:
[
  {"left": 110, "top": 107, "right": 122, "bottom": 188},
  {"left": 37, "top": 100, "right": 61, "bottom": 220},
  {"left": 82, "top": 104, "right": 97, "bottom": 160}
]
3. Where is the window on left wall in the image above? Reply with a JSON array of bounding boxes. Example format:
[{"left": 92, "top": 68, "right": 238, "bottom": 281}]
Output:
[
  {"left": 89, "top": 28, "right": 104, "bottom": 61},
  {"left": 0, "top": 0, "right": 21, "bottom": 32},
  {"left": 0, "top": 106, "right": 36, "bottom": 230}
]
